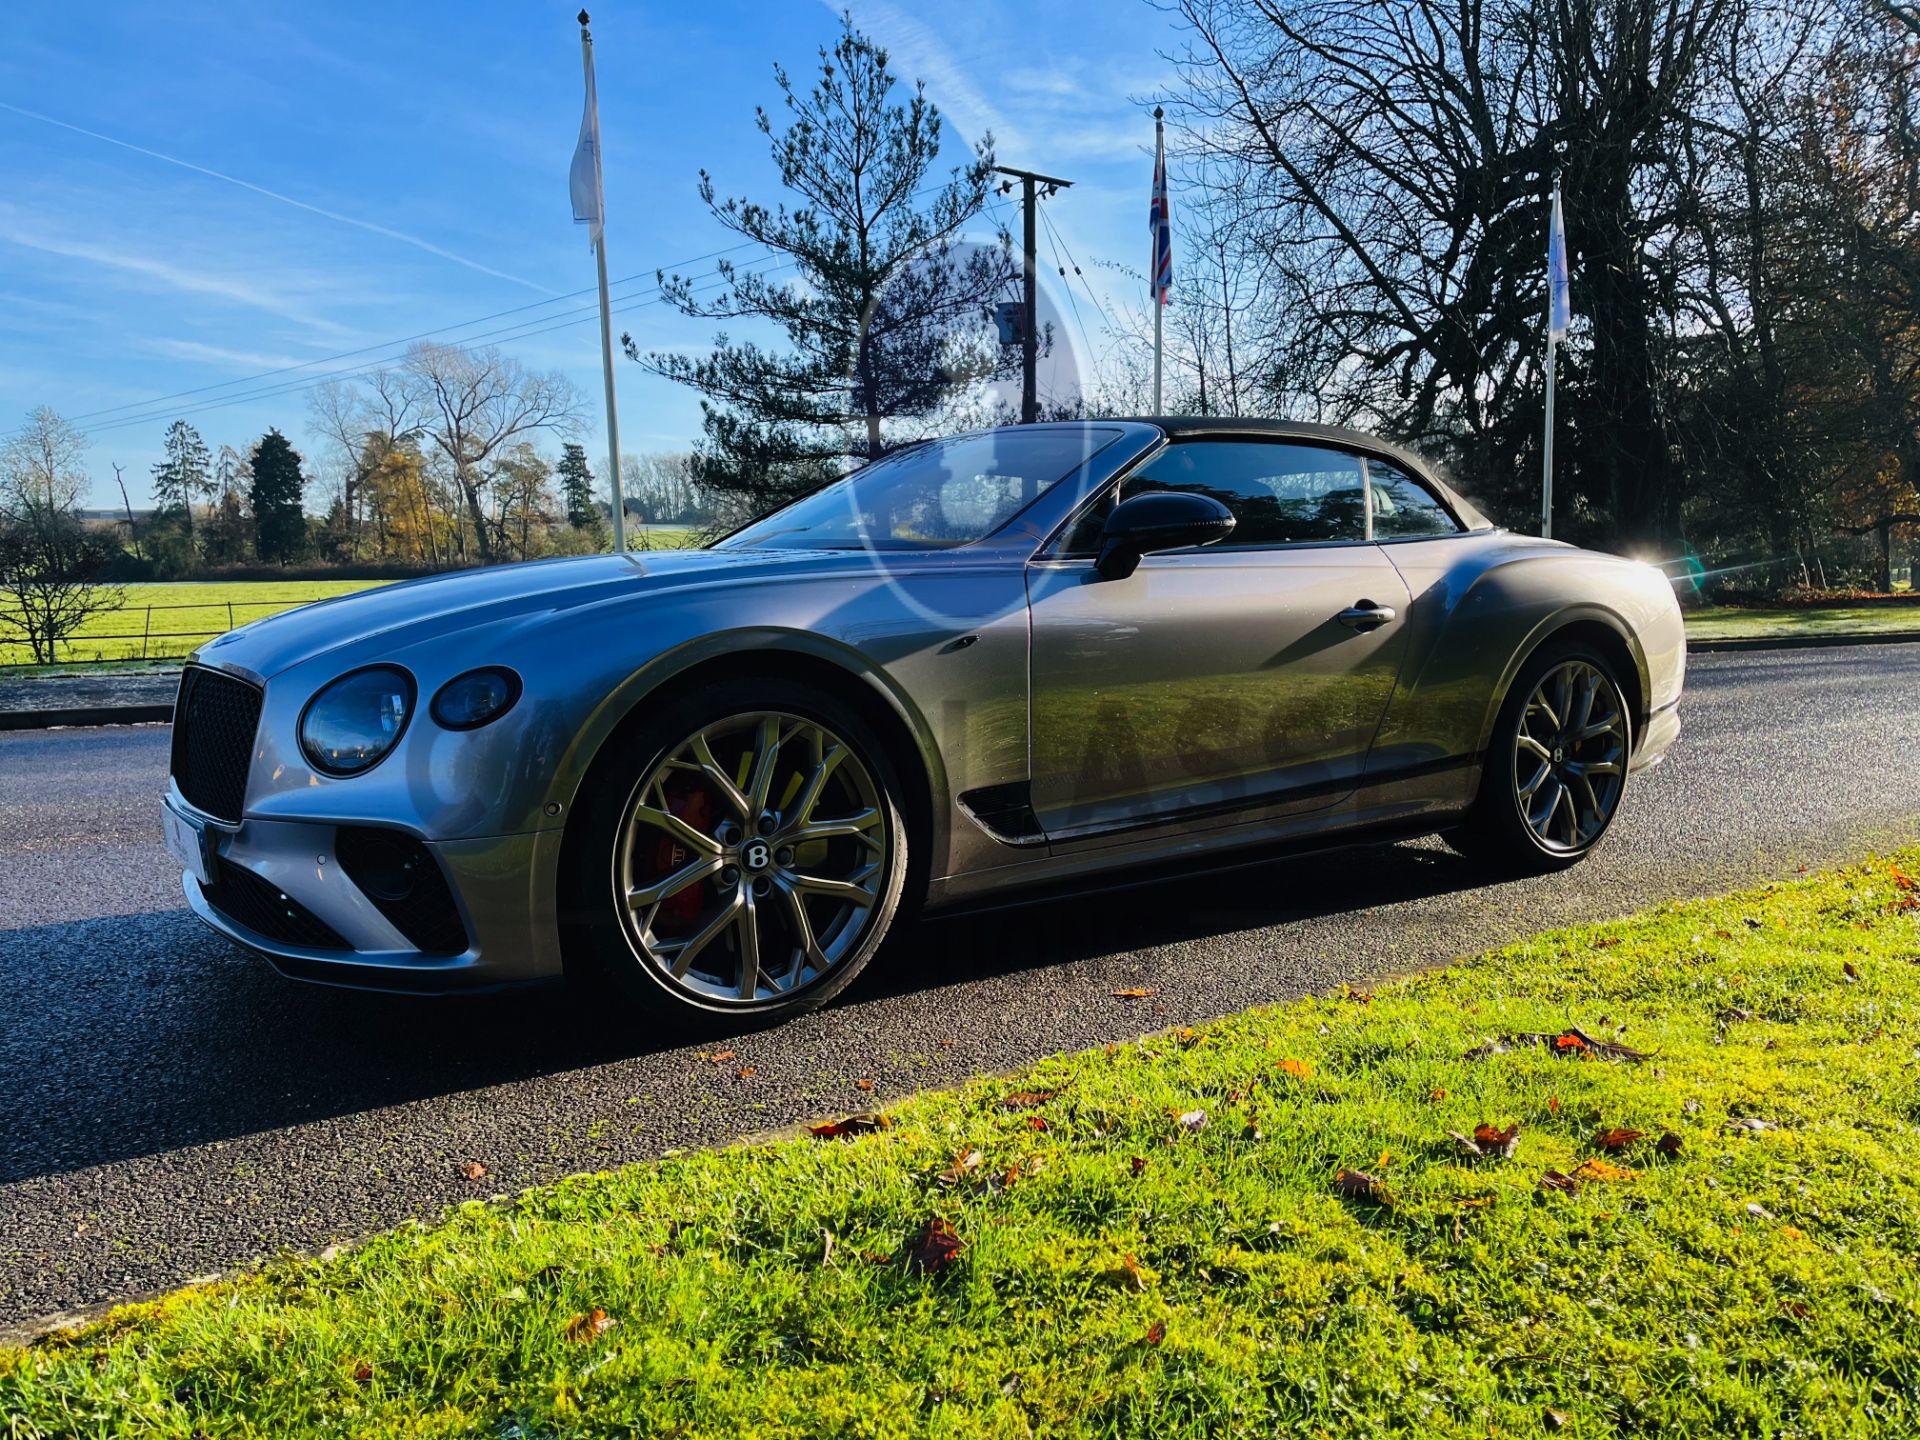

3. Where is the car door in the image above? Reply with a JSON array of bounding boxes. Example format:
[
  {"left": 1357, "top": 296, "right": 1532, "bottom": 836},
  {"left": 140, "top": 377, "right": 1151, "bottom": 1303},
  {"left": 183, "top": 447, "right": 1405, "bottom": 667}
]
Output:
[{"left": 1025, "top": 438, "right": 1412, "bottom": 841}]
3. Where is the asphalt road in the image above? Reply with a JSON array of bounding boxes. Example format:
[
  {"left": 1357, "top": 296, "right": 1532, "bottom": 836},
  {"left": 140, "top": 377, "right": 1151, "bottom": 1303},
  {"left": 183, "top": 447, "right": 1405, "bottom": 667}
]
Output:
[{"left": 3, "top": 644, "right": 1918, "bottom": 1329}]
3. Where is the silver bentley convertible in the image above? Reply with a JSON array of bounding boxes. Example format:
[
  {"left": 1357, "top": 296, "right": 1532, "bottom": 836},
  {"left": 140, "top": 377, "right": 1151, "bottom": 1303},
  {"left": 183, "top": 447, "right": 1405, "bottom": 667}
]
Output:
[{"left": 163, "top": 419, "right": 1683, "bottom": 1021}]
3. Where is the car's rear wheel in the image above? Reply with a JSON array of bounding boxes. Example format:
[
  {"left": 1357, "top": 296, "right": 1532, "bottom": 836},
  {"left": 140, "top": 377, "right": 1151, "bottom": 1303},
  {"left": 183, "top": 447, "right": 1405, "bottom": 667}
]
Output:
[
  {"left": 1449, "top": 642, "right": 1632, "bottom": 872},
  {"left": 572, "top": 677, "right": 908, "bottom": 1025}
]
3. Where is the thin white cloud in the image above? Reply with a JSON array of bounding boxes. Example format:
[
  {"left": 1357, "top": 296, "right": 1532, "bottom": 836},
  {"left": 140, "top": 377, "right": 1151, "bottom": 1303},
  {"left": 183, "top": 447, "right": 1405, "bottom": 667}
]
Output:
[
  {"left": 140, "top": 337, "right": 323, "bottom": 371},
  {"left": 0, "top": 220, "right": 350, "bottom": 334},
  {"left": 0, "top": 100, "right": 556, "bottom": 295}
]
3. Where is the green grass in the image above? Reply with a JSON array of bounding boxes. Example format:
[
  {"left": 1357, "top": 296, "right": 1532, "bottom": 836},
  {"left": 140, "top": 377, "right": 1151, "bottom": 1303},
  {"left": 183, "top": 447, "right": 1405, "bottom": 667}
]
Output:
[
  {"left": 0, "top": 580, "right": 387, "bottom": 667},
  {"left": 1685, "top": 602, "right": 1920, "bottom": 641},
  {"left": 6, "top": 858, "right": 1920, "bottom": 1436}
]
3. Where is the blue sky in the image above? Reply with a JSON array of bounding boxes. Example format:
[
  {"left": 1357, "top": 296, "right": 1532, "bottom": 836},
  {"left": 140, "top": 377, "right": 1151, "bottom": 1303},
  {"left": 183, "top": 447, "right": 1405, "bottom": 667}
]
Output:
[{"left": 0, "top": 0, "right": 1182, "bottom": 508}]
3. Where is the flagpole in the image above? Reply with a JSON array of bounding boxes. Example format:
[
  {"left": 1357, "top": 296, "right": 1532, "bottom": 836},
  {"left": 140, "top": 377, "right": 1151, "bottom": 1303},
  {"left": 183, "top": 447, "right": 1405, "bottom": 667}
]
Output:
[
  {"left": 1152, "top": 107, "right": 1165, "bottom": 417},
  {"left": 579, "top": 11, "right": 626, "bottom": 553},
  {"left": 1542, "top": 170, "right": 1559, "bottom": 541}
]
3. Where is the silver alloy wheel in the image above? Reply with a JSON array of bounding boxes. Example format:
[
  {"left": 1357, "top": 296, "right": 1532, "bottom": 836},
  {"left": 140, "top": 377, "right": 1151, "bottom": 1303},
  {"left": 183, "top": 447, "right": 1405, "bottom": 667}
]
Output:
[
  {"left": 1512, "top": 659, "right": 1627, "bottom": 853},
  {"left": 614, "top": 710, "right": 888, "bottom": 1005}
]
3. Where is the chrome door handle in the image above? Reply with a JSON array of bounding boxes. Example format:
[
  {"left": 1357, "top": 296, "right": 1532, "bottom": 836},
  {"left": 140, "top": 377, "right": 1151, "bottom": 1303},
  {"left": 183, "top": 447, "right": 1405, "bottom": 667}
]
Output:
[{"left": 1337, "top": 601, "right": 1396, "bottom": 631}]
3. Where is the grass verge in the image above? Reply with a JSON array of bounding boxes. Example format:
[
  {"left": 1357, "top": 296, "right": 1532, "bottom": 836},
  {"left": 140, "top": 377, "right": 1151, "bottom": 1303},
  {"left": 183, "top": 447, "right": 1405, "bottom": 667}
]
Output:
[
  {"left": 5, "top": 856, "right": 1920, "bottom": 1437},
  {"left": 1685, "top": 602, "right": 1920, "bottom": 641}
]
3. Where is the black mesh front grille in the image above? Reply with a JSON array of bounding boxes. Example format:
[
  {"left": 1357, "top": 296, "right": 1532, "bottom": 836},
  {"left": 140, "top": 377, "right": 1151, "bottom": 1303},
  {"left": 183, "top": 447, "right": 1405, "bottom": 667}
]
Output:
[
  {"left": 170, "top": 666, "right": 263, "bottom": 823},
  {"left": 200, "top": 859, "right": 349, "bottom": 950},
  {"left": 335, "top": 826, "right": 470, "bottom": 955}
]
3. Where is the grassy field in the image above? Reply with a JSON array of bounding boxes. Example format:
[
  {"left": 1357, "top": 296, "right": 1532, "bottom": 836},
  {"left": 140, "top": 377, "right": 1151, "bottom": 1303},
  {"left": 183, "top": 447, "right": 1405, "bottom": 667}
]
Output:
[
  {"left": 1684, "top": 602, "right": 1920, "bottom": 641},
  {"left": 0, "top": 532, "right": 707, "bottom": 667},
  {"left": 5, "top": 855, "right": 1919, "bottom": 1436}
]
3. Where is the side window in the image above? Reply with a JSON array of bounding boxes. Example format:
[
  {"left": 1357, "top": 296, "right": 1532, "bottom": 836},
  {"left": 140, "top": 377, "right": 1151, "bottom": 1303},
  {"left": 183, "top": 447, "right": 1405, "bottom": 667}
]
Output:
[
  {"left": 1122, "top": 441, "right": 1367, "bottom": 547},
  {"left": 1368, "top": 462, "right": 1461, "bottom": 539}
]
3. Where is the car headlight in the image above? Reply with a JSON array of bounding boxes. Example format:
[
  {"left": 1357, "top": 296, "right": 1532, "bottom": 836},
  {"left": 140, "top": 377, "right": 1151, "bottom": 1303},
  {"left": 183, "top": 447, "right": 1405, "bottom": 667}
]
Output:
[
  {"left": 430, "top": 667, "right": 522, "bottom": 731},
  {"left": 299, "top": 666, "right": 415, "bottom": 776}
]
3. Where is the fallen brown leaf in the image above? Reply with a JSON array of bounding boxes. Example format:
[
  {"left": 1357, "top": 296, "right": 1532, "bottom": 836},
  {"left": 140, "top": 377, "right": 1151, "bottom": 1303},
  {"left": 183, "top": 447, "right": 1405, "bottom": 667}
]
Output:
[
  {"left": 936, "top": 1150, "right": 985, "bottom": 1186},
  {"left": 1594, "top": 1127, "right": 1645, "bottom": 1152},
  {"left": 1000, "top": 1088, "right": 1059, "bottom": 1109},
  {"left": 1843, "top": 961, "right": 1859, "bottom": 984},
  {"left": 1656, "top": 1131, "right": 1684, "bottom": 1154},
  {"left": 855, "top": 1078, "right": 875, "bottom": 1092},
  {"left": 1429, "top": 1088, "right": 1447, "bottom": 1102},
  {"left": 1782, "top": 1299, "right": 1812, "bottom": 1320},
  {"left": 1112, "top": 987, "right": 1155, "bottom": 999},
  {"left": 1724, "top": 1117, "right": 1779, "bottom": 1135},
  {"left": 352, "top": 1362, "right": 373, "bottom": 1384},
  {"left": 1548, "top": 1095, "right": 1562, "bottom": 1114},
  {"left": 564, "top": 1308, "right": 616, "bottom": 1342},
  {"left": 1276, "top": 1058, "right": 1313, "bottom": 1080},
  {"left": 1538, "top": 1168, "right": 1581, "bottom": 1194},
  {"left": 1102, "top": 1253, "right": 1150, "bottom": 1292},
  {"left": 807, "top": 1112, "right": 889, "bottom": 1139},
  {"left": 904, "top": 1216, "right": 964, "bottom": 1275},
  {"left": 1544, "top": 1407, "right": 1571, "bottom": 1430},
  {"left": 1130, "top": 1156, "right": 1148, "bottom": 1177},
  {"left": 1145, "top": 1319, "right": 1167, "bottom": 1346},
  {"left": 459, "top": 1161, "right": 487, "bottom": 1182},
  {"left": 1176, "top": 1108, "right": 1207, "bottom": 1132},
  {"left": 707, "top": 1050, "right": 736, "bottom": 1065}
]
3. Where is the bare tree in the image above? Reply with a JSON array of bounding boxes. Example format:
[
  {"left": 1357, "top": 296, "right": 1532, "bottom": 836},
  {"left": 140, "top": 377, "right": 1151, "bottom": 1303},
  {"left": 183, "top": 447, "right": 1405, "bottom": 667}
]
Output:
[
  {"left": 393, "top": 343, "right": 581, "bottom": 563},
  {"left": 0, "top": 409, "right": 121, "bottom": 664}
]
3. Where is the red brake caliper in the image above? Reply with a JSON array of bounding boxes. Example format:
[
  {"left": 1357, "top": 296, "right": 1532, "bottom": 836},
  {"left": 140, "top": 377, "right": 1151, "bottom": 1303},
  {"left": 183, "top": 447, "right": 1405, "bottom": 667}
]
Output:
[{"left": 654, "top": 781, "right": 715, "bottom": 928}]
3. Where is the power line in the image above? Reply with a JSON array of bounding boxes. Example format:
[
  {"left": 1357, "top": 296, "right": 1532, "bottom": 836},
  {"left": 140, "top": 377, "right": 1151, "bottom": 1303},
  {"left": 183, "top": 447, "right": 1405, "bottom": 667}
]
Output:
[
  {"left": 68, "top": 239, "right": 765, "bottom": 424},
  {"left": 1037, "top": 203, "right": 1097, "bottom": 368},
  {"left": 82, "top": 257, "right": 799, "bottom": 437}
]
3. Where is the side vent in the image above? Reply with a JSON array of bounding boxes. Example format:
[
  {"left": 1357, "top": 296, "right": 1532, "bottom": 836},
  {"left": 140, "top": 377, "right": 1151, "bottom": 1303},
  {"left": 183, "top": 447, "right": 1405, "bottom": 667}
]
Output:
[{"left": 957, "top": 782, "right": 1046, "bottom": 847}]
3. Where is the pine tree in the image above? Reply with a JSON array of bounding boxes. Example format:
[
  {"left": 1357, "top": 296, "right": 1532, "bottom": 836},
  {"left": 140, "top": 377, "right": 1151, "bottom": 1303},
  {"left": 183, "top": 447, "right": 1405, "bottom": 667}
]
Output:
[
  {"left": 557, "top": 442, "right": 598, "bottom": 527},
  {"left": 627, "top": 17, "right": 1014, "bottom": 515},
  {"left": 150, "top": 420, "right": 212, "bottom": 546},
  {"left": 250, "top": 429, "right": 307, "bottom": 564}
]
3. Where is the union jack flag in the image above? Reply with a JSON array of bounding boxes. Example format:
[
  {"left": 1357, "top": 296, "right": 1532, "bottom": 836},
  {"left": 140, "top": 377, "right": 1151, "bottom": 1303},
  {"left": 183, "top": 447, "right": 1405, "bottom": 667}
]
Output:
[{"left": 1150, "top": 128, "right": 1173, "bottom": 305}]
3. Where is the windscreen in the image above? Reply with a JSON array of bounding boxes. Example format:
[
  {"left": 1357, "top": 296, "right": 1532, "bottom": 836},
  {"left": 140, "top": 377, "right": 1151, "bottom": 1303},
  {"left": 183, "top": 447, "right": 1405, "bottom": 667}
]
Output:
[{"left": 721, "top": 428, "right": 1121, "bottom": 551}]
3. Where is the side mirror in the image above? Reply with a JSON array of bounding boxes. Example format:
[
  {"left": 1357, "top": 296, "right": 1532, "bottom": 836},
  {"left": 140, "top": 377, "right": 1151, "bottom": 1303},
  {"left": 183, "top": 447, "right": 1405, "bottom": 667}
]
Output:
[{"left": 1095, "top": 490, "right": 1236, "bottom": 579}]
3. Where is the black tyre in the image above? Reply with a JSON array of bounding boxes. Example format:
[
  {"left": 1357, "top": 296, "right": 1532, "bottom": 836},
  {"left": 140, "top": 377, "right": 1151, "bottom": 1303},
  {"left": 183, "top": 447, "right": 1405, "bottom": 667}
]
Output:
[
  {"left": 1449, "top": 641, "right": 1632, "bottom": 873},
  {"left": 569, "top": 676, "right": 909, "bottom": 1026}
]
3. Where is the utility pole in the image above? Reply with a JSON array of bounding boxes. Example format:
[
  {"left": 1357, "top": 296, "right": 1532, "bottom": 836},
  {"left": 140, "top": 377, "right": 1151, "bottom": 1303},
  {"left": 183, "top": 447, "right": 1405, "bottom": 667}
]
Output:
[{"left": 994, "top": 165, "right": 1073, "bottom": 423}]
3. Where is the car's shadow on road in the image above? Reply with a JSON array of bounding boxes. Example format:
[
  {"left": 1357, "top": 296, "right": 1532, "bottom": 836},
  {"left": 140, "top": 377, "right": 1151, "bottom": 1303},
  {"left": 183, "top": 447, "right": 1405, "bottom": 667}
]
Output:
[{"left": 0, "top": 837, "right": 1487, "bottom": 1186}]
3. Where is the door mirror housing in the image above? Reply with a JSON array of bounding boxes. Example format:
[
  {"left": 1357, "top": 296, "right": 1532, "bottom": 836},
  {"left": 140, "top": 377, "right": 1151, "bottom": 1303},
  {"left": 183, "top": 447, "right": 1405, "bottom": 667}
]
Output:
[{"left": 1095, "top": 490, "right": 1236, "bottom": 579}]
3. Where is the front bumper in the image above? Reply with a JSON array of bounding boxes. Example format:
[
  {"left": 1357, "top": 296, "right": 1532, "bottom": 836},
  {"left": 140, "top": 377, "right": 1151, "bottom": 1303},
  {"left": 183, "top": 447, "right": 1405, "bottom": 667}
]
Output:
[{"left": 176, "top": 789, "right": 567, "bottom": 994}]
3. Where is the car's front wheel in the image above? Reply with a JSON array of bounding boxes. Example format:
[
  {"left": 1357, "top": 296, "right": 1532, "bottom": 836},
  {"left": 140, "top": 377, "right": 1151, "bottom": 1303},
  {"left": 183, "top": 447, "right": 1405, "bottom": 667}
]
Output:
[
  {"left": 572, "top": 677, "right": 908, "bottom": 1025},
  {"left": 1450, "top": 642, "right": 1632, "bottom": 872}
]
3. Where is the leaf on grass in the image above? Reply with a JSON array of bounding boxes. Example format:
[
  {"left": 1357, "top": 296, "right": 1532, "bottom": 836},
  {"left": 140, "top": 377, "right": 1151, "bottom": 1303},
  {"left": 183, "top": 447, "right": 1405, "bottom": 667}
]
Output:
[
  {"left": 1176, "top": 1109, "right": 1207, "bottom": 1133},
  {"left": 1538, "top": 1168, "right": 1582, "bottom": 1194},
  {"left": 1548, "top": 1095, "right": 1562, "bottom": 1114},
  {"left": 1430, "top": 1088, "right": 1447, "bottom": 1102},
  {"left": 1102, "top": 1253, "right": 1150, "bottom": 1292},
  {"left": 1843, "top": 961, "right": 1859, "bottom": 984},
  {"left": 1333, "top": 1168, "right": 1394, "bottom": 1206},
  {"left": 1594, "top": 1127, "right": 1645, "bottom": 1152},
  {"left": 905, "top": 1216, "right": 964, "bottom": 1275},
  {"left": 1656, "top": 1132, "right": 1684, "bottom": 1155},
  {"left": 459, "top": 1161, "right": 488, "bottom": 1181},
  {"left": 1745, "top": 1201, "right": 1777, "bottom": 1222},
  {"left": 820, "top": 1229, "right": 835, "bottom": 1267},
  {"left": 1130, "top": 1156, "right": 1148, "bottom": 1177},
  {"left": 1724, "top": 1117, "right": 1779, "bottom": 1135},
  {"left": 1463, "top": 1038, "right": 1511, "bottom": 1061},
  {"left": 1112, "top": 987, "right": 1155, "bottom": 999},
  {"left": 1000, "top": 1089, "right": 1059, "bottom": 1109},
  {"left": 1544, "top": 1407, "right": 1571, "bottom": 1431},
  {"left": 807, "top": 1112, "right": 889, "bottom": 1139},
  {"left": 936, "top": 1150, "right": 985, "bottom": 1186},
  {"left": 1571, "top": 1157, "right": 1637, "bottom": 1183},
  {"left": 352, "top": 1362, "right": 373, "bottom": 1384},
  {"left": 1782, "top": 1299, "right": 1812, "bottom": 1320},
  {"left": 1277, "top": 1058, "right": 1313, "bottom": 1079},
  {"left": 1145, "top": 1319, "right": 1167, "bottom": 1346},
  {"left": 564, "top": 1309, "right": 616, "bottom": 1342},
  {"left": 1025, "top": 1115, "right": 1048, "bottom": 1132}
]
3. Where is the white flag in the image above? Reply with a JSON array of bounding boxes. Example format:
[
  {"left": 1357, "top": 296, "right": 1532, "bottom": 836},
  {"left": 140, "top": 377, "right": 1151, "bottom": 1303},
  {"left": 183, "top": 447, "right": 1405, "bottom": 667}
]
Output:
[
  {"left": 570, "top": 40, "right": 604, "bottom": 245},
  {"left": 1547, "top": 184, "right": 1570, "bottom": 340}
]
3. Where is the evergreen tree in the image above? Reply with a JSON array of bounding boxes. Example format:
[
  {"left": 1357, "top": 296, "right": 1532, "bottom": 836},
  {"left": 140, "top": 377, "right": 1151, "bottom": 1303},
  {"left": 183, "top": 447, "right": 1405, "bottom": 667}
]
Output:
[
  {"left": 150, "top": 420, "right": 211, "bottom": 546},
  {"left": 249, "top": 429, "right": 307, "bottom": 564},
  {"left": 557, "top": 442, "right": 598, "bottom": 527},
  {"left": 627, "top": 17, "right": 1014, "bottom": 515}
]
